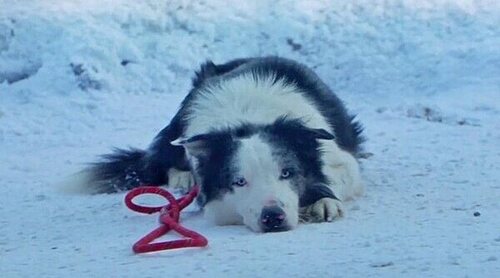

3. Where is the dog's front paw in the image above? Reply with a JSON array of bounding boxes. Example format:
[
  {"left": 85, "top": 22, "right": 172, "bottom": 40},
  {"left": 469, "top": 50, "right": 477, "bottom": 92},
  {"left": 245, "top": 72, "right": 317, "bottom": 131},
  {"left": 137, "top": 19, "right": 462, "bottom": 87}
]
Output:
[{"left": 300, "top": 197, "right": 344, "bottom": 223}]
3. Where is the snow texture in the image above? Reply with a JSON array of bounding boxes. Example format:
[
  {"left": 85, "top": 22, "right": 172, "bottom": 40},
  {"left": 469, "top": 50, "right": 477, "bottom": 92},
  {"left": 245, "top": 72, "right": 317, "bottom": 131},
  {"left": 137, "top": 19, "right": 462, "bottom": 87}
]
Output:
[{"left": 1, "top": 0, "right": 499, "bottom": 277}]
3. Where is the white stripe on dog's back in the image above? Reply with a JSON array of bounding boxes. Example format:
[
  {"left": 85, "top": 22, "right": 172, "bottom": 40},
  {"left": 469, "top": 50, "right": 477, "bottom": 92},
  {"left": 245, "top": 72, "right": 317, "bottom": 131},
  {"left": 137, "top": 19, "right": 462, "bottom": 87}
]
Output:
[{"left": 184, "top": 74, "right": 332, "bottom": 137}]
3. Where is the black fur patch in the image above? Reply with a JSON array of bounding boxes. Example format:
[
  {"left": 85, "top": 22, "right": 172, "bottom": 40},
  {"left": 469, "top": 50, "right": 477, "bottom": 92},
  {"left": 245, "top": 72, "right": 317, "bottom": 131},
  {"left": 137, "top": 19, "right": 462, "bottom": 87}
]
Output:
[
  {"left": 187, "top": 132, "right": 240, "bottom": 206},
  {"left": 88, "top": 148, "right": 148, "bottom": 193},
  {"left": 183, "top": 123, "right": 263, "bottom": 205},
  {"left": 262, "top": 117, "right": 333, "bottom": 204},
  {"left": 264, "top": 118, "right": 331, "bottom": 178},
  {"left": 146, "top": 119, "right": 189, "bottom": 182},
  {"left": 299, "top": 184, "right": 339, "bottom": 207},
  {"left": 252, "top": 57, "right": 364, "bottom": 154}
]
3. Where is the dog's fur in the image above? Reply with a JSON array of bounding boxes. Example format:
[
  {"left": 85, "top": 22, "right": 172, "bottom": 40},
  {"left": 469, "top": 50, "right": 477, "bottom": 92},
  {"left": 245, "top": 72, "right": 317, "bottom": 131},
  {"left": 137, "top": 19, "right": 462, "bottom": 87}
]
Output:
[{"left": 76, "top": 57, "right": 364, "bottom": 232}]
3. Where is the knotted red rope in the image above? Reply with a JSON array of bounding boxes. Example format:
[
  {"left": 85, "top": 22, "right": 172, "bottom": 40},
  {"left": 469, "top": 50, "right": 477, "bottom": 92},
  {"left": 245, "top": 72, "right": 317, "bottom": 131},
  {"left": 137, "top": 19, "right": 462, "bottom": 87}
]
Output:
[{"left": 124, "top": 185, "right": 208, "bottom": 253}]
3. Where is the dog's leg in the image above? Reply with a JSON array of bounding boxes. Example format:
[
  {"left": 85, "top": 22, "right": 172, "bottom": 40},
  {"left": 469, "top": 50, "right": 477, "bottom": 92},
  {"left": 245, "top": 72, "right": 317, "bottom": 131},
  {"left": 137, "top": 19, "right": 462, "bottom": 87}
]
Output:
[
  {"left": 321, "top": 141, "right": 364, "bottom": 201},
  {"left": 300, "top": 142, "right": 362, "bottom": 223},
  {"left": 300, "top": 197, "right": 344, "bottom": 222},
  {"left": 167, "top": 168, "right": 195, "bottom": 191}
]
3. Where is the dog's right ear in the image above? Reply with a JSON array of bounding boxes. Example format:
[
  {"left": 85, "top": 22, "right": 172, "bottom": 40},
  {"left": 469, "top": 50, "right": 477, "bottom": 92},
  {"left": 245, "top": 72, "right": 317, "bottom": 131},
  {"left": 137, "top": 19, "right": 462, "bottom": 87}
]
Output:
[{"left": 171, "top": 134, "right": 213, "bottom": 158}]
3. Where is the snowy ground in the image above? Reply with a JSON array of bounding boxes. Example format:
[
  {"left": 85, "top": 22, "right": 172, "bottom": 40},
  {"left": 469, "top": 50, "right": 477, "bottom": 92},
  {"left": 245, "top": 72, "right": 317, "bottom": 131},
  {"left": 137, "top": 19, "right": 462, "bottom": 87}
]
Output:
[{"left": 1, "top": 1, "right": 499, "bottom": 277}]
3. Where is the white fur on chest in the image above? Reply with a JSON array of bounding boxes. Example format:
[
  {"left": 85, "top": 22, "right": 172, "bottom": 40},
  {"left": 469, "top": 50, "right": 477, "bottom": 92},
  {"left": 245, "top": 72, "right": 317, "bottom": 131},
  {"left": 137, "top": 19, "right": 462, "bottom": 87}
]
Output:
[{"left": 184, "top": 74, "right": 332, "bottom": 137}]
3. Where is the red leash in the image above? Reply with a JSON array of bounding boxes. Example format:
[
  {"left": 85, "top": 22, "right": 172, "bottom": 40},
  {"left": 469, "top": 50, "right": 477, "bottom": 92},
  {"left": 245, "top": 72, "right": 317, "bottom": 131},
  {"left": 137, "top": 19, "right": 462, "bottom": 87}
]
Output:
[{"left": 124, "top": 185, "right": 208, "bottom": 253}]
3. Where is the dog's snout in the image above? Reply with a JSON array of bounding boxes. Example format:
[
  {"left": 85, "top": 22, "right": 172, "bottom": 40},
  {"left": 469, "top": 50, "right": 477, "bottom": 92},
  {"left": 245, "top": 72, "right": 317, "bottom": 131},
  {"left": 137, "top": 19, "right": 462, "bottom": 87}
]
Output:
[{"left": 260, "top": 206, "right": 288, "bottom": 232}]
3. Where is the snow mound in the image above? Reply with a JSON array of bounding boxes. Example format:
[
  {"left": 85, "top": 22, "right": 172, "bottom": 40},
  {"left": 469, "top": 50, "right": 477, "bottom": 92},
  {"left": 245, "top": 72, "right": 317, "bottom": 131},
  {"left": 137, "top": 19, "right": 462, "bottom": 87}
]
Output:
[{"left": 1, "top": 0, "right": 499, "bottom": 96}]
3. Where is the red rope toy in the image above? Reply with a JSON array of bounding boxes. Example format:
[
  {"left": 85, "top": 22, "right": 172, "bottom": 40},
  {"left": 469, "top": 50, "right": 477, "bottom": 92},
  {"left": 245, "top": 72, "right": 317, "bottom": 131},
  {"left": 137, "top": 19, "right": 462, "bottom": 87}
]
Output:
[{"left": 124, "top": 185, "right": 208, "bottom": 253}]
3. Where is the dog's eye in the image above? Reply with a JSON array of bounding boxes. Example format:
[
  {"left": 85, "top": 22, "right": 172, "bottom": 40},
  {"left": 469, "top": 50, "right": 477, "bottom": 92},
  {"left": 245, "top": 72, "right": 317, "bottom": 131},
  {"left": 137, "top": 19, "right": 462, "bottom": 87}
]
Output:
[
  {"left": 232, "top": 177, "right": 247, "bottom": 187},
  {"left": 280, "top": 168, "right": 294, "bottom": 179}
]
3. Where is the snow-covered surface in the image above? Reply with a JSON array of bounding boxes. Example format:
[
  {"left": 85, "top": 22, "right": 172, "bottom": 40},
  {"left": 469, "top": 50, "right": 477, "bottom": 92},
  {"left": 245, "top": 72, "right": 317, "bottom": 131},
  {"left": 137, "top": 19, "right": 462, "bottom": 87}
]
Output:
[{"left": 1, "top": 0, "right": 499, "bottom": 277}]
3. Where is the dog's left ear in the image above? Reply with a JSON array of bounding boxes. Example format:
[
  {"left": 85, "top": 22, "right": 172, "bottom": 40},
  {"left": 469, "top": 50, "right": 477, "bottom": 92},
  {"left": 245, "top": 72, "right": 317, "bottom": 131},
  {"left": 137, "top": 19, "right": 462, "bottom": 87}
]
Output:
[{"left": 309, "top": 128, "right": 335, "bottom": 140}]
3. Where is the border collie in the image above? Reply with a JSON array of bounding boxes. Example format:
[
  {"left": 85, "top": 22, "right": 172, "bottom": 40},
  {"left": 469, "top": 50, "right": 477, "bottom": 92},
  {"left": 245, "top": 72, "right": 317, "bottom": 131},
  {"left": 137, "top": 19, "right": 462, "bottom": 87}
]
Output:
[{"left": 78, "top": 57, "right": 364, "bottom": 232}]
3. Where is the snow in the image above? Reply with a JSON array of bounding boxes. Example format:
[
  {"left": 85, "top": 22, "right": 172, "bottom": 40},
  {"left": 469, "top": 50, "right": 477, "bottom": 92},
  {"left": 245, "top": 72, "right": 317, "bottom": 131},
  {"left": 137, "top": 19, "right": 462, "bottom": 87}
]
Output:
[{"left": 1, "top": 0, "right": 499, "bottom": 277}]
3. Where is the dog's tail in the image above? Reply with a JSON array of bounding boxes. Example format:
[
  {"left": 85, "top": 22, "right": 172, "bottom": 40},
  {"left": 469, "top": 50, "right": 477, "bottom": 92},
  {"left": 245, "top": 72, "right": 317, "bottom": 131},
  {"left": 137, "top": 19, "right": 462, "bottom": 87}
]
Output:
[
  {"left": 62, "top": 123, "right": 187, "bottom": 194},
  {"left": 64, "top": 148, "right": 165, "bottom": 194}
]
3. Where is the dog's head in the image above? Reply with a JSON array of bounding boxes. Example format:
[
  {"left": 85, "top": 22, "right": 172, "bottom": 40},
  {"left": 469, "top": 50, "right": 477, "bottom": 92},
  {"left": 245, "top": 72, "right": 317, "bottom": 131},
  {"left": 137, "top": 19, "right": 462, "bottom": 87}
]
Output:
[{"left": 173, "top": 117, "right": 334, "bottom": 232}]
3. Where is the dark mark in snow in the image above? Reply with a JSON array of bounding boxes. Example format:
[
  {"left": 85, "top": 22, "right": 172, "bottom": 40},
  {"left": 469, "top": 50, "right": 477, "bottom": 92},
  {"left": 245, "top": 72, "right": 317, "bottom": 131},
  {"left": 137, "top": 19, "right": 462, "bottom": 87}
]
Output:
[
  {"left": 0, "top": 60, "right": 42, "bottom": 84},
  {"left": 286, "top": 38, "right": 302, "bottom": 51},
  {"left": 486, "top": 256, "right": 497, "bottom": 262},
  {"left": 370, "top": 262, "right": 394, "bottom": 268},
  {"left": 70, "top": 63, "right": 84, "bottom": 76},
  {"left": 69, "top": 63, "right": 102, "bottom": 91},
  {"left": 407, "top": 105, "right": 443, "bottom": 122},
  {"left": 473, "top": 211, "right": 481, "bottom": 217},
  {"left": 121, "top": 59, "right": 133, "bottom": 66},
  {"left": 357, "top": 152, "right": 374, "bottom": 159},
  {"left": 34, "top": 194, "right": 48, "bottom": 201},
  {"left": 379, "top": 105, "right": 481, "bottom": 126},
  {"left": 451, "top": 207, "right": 467, "bottom": 211}
]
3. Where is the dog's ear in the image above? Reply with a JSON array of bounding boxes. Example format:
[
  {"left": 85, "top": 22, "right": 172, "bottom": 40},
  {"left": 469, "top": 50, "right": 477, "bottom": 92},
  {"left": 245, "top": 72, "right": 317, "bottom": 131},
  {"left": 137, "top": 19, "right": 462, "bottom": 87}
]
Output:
[
  {"left": 270, "top": 117, "right": 335, "bottom": 141},
  {"left": 171, "top": 134, "right": 212, "bottom": 158},
  {"left": 308, "top": 128, "right": 335, "bottom": 140},
  {"left": 172, "top": 133, "right": 233, "bottom": 158}
]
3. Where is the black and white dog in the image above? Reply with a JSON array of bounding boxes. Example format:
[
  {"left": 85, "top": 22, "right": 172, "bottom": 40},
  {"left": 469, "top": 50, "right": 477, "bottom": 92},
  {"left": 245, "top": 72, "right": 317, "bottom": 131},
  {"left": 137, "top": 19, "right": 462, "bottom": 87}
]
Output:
[{"left": 79, "top": 57, "right": 364, "bottom": 232}]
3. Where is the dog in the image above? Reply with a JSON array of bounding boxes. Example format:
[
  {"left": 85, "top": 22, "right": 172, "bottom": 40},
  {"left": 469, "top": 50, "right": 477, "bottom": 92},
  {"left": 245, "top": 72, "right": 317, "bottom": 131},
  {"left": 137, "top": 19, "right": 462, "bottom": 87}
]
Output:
[{"left": 77, "top": 57, "right": 364, "bottom": 232}]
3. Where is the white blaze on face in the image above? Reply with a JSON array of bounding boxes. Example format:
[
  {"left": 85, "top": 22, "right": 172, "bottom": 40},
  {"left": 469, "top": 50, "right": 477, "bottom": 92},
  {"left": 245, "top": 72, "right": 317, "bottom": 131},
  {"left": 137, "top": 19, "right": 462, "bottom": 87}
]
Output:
[{"left": 229, "top": 135, "right": 299, "bottom": 232}]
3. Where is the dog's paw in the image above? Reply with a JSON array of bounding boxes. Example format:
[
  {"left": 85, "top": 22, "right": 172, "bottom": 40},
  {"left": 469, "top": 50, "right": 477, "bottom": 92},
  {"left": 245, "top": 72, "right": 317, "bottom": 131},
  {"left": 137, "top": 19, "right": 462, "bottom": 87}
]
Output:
[
  {"left": 167, "top": 168, "right": 194, "bottom": 191},
  {"left": 300, "top": 197, "right": 344, "bottom": 223}
]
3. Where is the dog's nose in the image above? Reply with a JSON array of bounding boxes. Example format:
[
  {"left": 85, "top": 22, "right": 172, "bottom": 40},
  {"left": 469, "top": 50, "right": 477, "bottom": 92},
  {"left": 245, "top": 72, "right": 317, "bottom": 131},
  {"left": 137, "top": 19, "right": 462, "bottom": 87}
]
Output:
[{"left": 260, "top": 206, "right": 287, "bottom": 232}]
